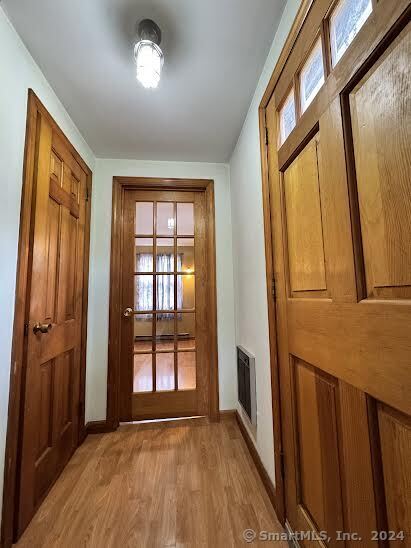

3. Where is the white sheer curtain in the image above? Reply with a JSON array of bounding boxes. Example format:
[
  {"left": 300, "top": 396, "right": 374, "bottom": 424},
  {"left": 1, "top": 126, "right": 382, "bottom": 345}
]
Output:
[
  {"left": 136, "top": 254, "right": 153, "bottom": 313},
  {"left": 136, "top": 253, "right": 182, "bottom": 318}
]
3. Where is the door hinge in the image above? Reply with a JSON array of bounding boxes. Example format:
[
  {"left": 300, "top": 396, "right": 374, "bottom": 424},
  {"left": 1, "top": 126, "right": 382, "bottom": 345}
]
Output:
[
  {"left": 271, "top": 277, "right": 276, "bottom": 299},
  {"left": 24, "top": 322, "right": 29, "bottom": 336},
  {"left": 265, "top": 126, "right": 269, "bottom": 146},
  {"left": 85, "top": 186, "right": 89, "bottom": 202}
]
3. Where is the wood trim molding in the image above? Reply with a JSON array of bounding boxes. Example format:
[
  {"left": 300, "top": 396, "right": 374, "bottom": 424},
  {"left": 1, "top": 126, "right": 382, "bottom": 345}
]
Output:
[
  {"left": 258, "top": 0, "right": 324, "bottom": 525},
  {"left": 78, "top": 172, "right": 93, "bottom": 445},
  {"left": 235, "top": 411, "right": 280, "bottom": 519},
  {"left": 219, "top": 409, "right": 236, "bottom": 420},
  {"left": 256, "top": 0, "right": 323, "bottom": 527},
  {"left": 259, "top": 106, "right": 285, "bottom": 524},
  {"left": 256, "top": 0, "right": 319, "bottom": 528},
  {"left": 86, "top": 421, "right": 116, "bottom": 435},
  {"left": 260, "top": 0, "right": 315, "bottom": 109},
  {"left": 204, "top": 181, "right": 220, "bottom": 422},
  {"left": 112, "top": 176, "right": 214, "bottom": 191},
  {"left": 1, "top": 90, "right": 93, "bottom": 548},
  {"left": 107, "top": 176, "right": 220, "bottom": 429}
]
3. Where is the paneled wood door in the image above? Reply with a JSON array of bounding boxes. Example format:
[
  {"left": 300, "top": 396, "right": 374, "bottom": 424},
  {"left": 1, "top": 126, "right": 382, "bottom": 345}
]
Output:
[
  {"left": 264, "top": 0, "right": 410, "bottom": 545},
  {"left": 17, "top": 107, "right": 89, "bottom": 536},
  {"left": 119, "top": 188, "right": 211, "bottom": 421}
]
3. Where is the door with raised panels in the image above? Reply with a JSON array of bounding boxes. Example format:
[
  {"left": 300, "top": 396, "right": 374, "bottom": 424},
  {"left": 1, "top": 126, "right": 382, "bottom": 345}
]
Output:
[
  {"left": 119, "top": 189, "right": 210, "bottom": 420},
  {"left": 18, "top": 110, "right": 89, "bottom": 536},
  {"left": 265, "top": 0, "right": 410, "bottom": 545}
]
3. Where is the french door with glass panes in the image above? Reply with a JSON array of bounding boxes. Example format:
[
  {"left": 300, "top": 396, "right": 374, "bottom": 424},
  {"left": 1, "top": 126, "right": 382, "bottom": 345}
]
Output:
[{"left": 119, "top": 189, "right": 209, "bottom": 420}]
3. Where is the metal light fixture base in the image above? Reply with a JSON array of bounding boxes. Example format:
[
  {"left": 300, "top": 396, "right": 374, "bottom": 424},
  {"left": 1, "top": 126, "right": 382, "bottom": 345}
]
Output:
[{"left": 136, "top": 19, "right": 162, "bottom": 46}]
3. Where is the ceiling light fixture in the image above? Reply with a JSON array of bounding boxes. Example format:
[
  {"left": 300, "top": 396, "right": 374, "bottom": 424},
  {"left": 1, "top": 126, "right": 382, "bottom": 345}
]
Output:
[{"left": 134, "top": 19, "right": 164, "bottom": 89}]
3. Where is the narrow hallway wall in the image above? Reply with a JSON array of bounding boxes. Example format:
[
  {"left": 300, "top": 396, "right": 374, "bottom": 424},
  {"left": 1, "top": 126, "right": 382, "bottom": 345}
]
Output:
[{"left": 229, "top": 0, "right": 301, "bottom": 484}]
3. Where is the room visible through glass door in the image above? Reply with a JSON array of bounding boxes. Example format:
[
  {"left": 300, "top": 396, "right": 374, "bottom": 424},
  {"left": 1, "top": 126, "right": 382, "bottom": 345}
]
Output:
[{"left": 120, "top": 189, "right": 208, "bottom": 421}]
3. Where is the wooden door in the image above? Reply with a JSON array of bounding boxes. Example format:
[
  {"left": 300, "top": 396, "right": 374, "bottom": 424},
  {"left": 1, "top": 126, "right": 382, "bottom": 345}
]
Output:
[
  {"left": 265, "top": 0, "right": 410, "bottom": 545},
  {"left": 119, "top": 189, "right": 210, "bottom": 420},
  {"left": 17, "top": 111, "right": 88, "bottom": 535}
]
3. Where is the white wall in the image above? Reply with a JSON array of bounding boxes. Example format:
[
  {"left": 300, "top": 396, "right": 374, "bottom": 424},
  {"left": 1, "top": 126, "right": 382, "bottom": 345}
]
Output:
[
  {"left": 86, "top": 159, "right": 236, "bottom": 421},
  {"left": 229, "top": 0, "right": 301, "bottom": 484},
  {"left": 0, "top": 7, "right": 95, "bottom": 524}
]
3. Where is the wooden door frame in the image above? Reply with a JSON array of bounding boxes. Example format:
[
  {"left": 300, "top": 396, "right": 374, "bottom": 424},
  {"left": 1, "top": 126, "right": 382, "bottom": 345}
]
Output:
[
  {"left": 257, "top": 0, "right": 319, "bottom": 526},
  {"left": 1, "top": 90, "right": 93, "bottom": 548},
  {"left": 105, "top": 176, "right": 219, "bottom": 431}
]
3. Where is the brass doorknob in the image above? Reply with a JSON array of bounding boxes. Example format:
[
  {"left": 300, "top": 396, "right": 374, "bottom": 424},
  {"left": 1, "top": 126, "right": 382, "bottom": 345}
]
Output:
[
  {"left": 123, "top": 307, "right": 133, "bottom": 317},
  {"left": 33, "top": 322, "right": 52, "bottom": 334}
]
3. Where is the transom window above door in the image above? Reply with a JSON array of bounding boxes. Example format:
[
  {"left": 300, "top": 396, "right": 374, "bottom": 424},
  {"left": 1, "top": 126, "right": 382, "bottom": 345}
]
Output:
[
  {"left": 276, "top": 0, "right": 373, "bottom": 147},
  {"left": 299, "top": 38, "right": 325, "bottom": 113}
]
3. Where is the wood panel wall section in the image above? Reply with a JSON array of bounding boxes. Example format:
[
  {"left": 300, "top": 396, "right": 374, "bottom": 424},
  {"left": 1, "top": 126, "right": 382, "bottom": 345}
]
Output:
[
  {"left": 103, "top": 177, "right": 219, "bottom": 432},
  {"left": 1, "top": 90, "right": 93, "bottom": 548}
]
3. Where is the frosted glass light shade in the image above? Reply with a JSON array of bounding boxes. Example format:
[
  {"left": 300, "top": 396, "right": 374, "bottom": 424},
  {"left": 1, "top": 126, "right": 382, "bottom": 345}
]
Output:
[{"left": 134, "top": 40, "right": 163, "bottom": 89}]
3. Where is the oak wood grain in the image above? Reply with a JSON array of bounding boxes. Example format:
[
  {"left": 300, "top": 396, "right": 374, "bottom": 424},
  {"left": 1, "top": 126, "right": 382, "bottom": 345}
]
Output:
[
  {"left": 350, "top": 22, "right": 411, "bottom": 299},
  {"left": 283, "top": 135, "right": 327, "bottom": 293},
  {"left": 378, "top": 405, "right": 411, "bottom": 541},
  {"left": 15, "top": 417, "right": 286, "bottom": 548},
  {"left": 261, "top": 0, "right": 411, "bottom": 545},
  {"left": 2, "top": 91, "right": 93, "bottom": 548},
  {"left": 17, "top": 113, "right": 88, "bottom": 537}
]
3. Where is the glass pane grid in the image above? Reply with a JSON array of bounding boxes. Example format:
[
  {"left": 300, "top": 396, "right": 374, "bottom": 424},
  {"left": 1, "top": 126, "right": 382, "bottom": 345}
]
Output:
[
  {"left": 133, "top": 199, "right": 197, "bottom": 394},
  {"left": 134, "top": 236, "right": 194, "bottom": 274},
  {"left": 276, "top": 0, "right": 372, "bottom": 146}
]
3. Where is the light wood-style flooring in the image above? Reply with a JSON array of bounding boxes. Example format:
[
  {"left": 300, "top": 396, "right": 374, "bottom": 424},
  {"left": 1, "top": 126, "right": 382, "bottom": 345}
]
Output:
[{"left": 15, "top": 416, "right": 286, "bottom": 547}]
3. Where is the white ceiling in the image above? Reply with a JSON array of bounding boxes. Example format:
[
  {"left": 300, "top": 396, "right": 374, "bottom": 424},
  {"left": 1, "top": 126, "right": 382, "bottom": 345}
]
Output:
[{"left": 3, "top": 0, "right": 286, "bottom": 162}]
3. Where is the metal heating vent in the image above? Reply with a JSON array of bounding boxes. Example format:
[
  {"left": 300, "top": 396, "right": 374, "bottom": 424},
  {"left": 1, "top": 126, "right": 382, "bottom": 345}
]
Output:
[{"left": 237, "top": 346, "right": 257, "bottom": 426}]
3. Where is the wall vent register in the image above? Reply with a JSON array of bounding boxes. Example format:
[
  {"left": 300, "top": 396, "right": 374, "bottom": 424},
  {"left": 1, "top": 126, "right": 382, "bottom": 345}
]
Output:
[{"left": 237, "top": 346, "right": 257, "bottom": 427}]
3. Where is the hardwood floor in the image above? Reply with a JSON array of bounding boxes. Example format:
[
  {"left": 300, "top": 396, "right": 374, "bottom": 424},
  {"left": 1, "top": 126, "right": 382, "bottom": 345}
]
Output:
[{"left": 15, "top": 416, "right": 286, "bottom": 547}]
